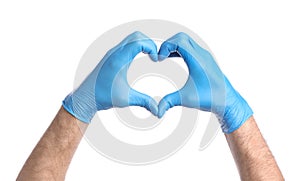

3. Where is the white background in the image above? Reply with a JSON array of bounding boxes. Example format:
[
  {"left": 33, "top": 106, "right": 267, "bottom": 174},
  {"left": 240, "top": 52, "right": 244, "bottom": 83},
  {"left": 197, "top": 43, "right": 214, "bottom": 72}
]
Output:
[{"left": 1, "top": 0, "right": 299, "bottom": 180}]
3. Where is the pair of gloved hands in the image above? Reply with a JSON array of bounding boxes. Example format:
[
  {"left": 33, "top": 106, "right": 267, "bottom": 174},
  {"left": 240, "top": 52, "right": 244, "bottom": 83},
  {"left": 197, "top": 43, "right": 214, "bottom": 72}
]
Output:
[{"left": 63, "top": 32, "right": 253, "bottom": 133}]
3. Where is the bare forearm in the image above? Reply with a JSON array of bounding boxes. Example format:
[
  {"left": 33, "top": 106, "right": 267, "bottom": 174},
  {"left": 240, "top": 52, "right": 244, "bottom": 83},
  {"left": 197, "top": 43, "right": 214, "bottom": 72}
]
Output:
[
  {"left": 225, "top": 116, "right": 284, "bottom": 180},
  {"left": 17, "top": 106, "right": 88, "bottom": 181}
]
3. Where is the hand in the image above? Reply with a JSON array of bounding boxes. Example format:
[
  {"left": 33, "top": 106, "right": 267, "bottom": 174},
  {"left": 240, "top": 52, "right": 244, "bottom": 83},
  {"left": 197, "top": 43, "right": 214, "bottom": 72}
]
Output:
[
  {"left": 63, "top": 31, "right": 158, "bottom": 123},
  {"left": 157, "top": 32, "right": 253, "bottom": 133}
]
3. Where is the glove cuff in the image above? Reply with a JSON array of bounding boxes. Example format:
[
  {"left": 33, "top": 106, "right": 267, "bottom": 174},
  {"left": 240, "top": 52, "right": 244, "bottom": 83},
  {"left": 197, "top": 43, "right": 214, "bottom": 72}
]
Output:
[
  {"left": 62, "top": 90, "right": 97, "bottom": 124},
  {"left": 220, "top": 91, "right": 253, "bottom": 134}
]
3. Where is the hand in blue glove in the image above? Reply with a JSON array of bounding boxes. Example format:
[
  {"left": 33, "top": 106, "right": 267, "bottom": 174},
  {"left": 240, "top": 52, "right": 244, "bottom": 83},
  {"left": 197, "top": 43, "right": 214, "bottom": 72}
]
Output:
[
  {"left": 157, "top": 32, "right": 253, "bottom": 133},
  {"left": 63, "top": 31, "right": 158, "bottom": 123}
]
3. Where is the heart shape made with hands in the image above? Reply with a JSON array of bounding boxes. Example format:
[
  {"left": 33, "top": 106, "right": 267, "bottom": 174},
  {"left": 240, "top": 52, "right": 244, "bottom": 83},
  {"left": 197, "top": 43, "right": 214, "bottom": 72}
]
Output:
[
  {"left": 64, "top": 31, "right": 253, "bottom": 133},
  {"left": 110, "top": 31, "right": 215, "bottom": 119},
  {"left": 65, "top": 31, "right": 221, "bottom": 123},
  {"left": 114, "top": 31, "right": 230, "bottom": 121}
]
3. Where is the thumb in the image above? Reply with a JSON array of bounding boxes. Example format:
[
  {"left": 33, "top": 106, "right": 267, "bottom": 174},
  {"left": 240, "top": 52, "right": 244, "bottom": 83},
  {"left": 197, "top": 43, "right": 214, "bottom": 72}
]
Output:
[
  {"left": 158, "top": 91, "right": 181, "bottom": 118},
  {"left": 129, "top": 89, "right": 158, "bottom": 116}
]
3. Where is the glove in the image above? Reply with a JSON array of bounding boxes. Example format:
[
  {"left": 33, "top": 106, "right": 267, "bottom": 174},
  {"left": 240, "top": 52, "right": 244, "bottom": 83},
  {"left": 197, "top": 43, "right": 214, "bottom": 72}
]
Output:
[
  {"left": 157, "top": 32, "right": 253, "bottom": 133},
  {"left": 63, "top": 31, "right": 158, "bottom": 123}
]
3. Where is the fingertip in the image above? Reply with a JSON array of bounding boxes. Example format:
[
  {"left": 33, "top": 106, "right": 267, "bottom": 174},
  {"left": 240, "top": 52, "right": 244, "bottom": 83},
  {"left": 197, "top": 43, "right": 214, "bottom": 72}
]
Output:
[
  {"left": 157, "top": 47, "right": 169, "bottom": 61},
  {"left": 148, "top": 97, "right": 158, "bottom": 116},
  {"left": 157, "top": 54, "right": 168, "bottom": 61},
  {"left": 129, "top": 89, "right": 159, "bottom": 116},
  {"left": 158, "top": 110, "right": 164, "bottom": 119},
  {"left": 149, "top": 53, "right": 158, "bottom": 62},
  {"left": 157, "top": 91, "right": 181, "bottom": 118},
  {"left": 143, "top": 95, "right": 158, "bottom": 116},
  {"left": 158, "top": 99, "right": 169, "bottom": 118},
  {"left": 158, "top": 108, "right": 165, "bottom": 119}
]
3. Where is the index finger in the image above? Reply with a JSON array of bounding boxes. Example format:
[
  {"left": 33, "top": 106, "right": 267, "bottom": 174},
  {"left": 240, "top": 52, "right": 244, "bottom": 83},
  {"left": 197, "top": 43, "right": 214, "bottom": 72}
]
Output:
[{"left": 121, "top": 31, "right": 158, "bottom": 62}]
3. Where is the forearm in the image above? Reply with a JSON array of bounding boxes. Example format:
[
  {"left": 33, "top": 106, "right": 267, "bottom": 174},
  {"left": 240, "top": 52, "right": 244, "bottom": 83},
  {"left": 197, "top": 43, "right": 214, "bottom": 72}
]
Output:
[
  {"left": 17, "top": 106, "right": 88, "bottom": 181},
  {"left": 225, "top": 116, "right": 284, "bottom": 180}
]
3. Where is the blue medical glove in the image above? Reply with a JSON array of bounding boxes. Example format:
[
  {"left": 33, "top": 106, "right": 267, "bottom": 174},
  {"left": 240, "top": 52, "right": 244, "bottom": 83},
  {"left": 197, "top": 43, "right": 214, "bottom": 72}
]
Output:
[
  {"left": 157, "top": 32, "right": 253, "bottom": 133},
  {"left": 63, "top": 31, "right": 158, "bottom": 123}
]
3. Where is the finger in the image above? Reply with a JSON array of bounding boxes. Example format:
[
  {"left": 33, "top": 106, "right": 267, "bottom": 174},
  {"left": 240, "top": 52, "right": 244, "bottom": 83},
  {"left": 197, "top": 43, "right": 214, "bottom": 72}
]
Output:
[
  {"left": 129, "top": 88, "right": 158, "bottom": 116},
  {"left": 158, "top": 91, "right": 181, "bottom": 118},
  {"left": 157, "top": 40, "right": 178, "bottom": 61},
  {"left": 158, "top": 32, "right": 197, "bottom": 65},
  {"left": 122, "top": 31, "right": 158, "bottom": 62}
]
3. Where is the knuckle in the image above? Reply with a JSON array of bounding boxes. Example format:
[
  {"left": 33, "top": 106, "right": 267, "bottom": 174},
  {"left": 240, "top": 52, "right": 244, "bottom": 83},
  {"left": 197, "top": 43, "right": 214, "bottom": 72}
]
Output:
[
  {"left": 130, "top": 31, "right": 147, "bottom": 43},
  {"left": 176, "top": 32, "right": 190, "bottom": 40},
  {"left": 131, "top": 31, "right": 144, "bottom": 38}
]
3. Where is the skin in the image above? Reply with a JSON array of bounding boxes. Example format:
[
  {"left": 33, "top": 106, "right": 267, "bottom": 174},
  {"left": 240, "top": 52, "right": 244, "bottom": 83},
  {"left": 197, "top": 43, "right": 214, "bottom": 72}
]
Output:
[
  {"left": 17, "top": 107, "right": 88, "bottom": 181},
  {"left": 226, "top": 116, "right": 284, "bottom": 180},
  {"left": 17, "top": 108, "right": 284, "bottom": 180}
]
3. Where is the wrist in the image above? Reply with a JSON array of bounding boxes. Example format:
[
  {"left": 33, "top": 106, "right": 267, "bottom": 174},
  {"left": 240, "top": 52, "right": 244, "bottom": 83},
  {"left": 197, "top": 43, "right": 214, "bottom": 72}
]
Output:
[
  {"left": 62, "top": 88, "right": 97, "bottom": 123},
  {"left": 221, "top": 91, "right": 253, "bottom": 134}
]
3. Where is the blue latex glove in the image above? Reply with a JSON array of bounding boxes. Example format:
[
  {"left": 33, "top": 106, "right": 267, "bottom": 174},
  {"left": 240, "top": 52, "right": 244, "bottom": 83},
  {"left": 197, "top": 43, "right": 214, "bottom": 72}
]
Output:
[
  {"left": 63, "top": 31, "right": 158, "bottom": 123},
  {"left": 157, "top": 32, "right": 253, "bottom": 133}
]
